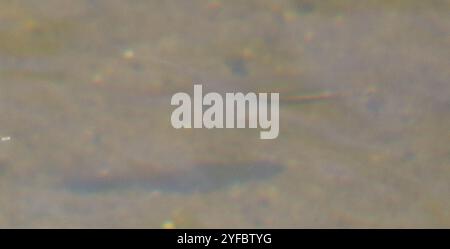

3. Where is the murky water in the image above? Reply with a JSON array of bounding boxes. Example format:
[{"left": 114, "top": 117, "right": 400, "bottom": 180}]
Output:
[{"left": 0, "top": 0, "right": 449, "bottom": 228}]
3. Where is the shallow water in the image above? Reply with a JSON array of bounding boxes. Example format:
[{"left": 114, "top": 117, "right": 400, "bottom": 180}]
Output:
[{"left": 0, "top": 0, "right": 449, "bottom": 228}]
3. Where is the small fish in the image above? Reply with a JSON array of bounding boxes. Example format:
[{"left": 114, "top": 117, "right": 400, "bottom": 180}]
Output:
[{"left": 64, "top": 161, "right": 283, "bottom": 194}]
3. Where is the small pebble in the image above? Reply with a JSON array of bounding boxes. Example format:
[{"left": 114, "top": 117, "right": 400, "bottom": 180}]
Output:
[
  {"left": 161, "top": 220, "right": 176, "bottom": 229},
  {"left": 92, "top": 73, "right": 104, "bottom": 85},
  {"left": 304, "top": 31, "right": 315, "bottom": 43},
  {"left": 122, "top": 48, "right": 135, "bottom": 60},
  {"left": 207, "top": 0, "right": 222, "bottom": 10},
  {"left": 283, "top": 10, "right": 297, "bottom": 22},
  {"left": 226, "top": 58, "right": 248, "bottom": 77},
  {"left": 241, "top": 48, "right": 254, "bottom": 60}
]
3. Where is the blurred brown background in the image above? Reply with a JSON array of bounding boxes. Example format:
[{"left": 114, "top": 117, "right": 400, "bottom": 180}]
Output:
[{"left": 0, "top": 0, "right": 449, "bottom": 228}]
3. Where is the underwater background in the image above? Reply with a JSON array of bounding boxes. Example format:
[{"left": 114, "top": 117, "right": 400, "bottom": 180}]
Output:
[{"left": 0, "top": 0, "right": 449, "bottom": 228}]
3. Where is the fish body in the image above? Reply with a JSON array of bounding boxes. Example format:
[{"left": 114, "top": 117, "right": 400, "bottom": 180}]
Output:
[{"left": 64, "top": 161, "right": 283, "bottom": 194}]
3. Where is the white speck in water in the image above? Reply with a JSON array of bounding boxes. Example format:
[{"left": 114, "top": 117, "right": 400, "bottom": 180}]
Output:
[{"left": 1, "top": 137, "right": 11, "bottom": 142}]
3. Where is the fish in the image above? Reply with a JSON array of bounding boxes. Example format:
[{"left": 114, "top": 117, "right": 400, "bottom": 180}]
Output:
[{"left": 63, "top": 161, "right": 283, "bottom": 194}]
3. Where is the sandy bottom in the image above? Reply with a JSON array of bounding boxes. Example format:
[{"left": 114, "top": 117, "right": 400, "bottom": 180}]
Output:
[{"left": 0, "top": 0, "right": 449, "bottom": 228}]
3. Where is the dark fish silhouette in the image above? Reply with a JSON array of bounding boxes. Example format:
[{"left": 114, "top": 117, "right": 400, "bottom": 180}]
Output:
[{"left": 64, "top": 161, "right": 283, "bottom": 194}]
